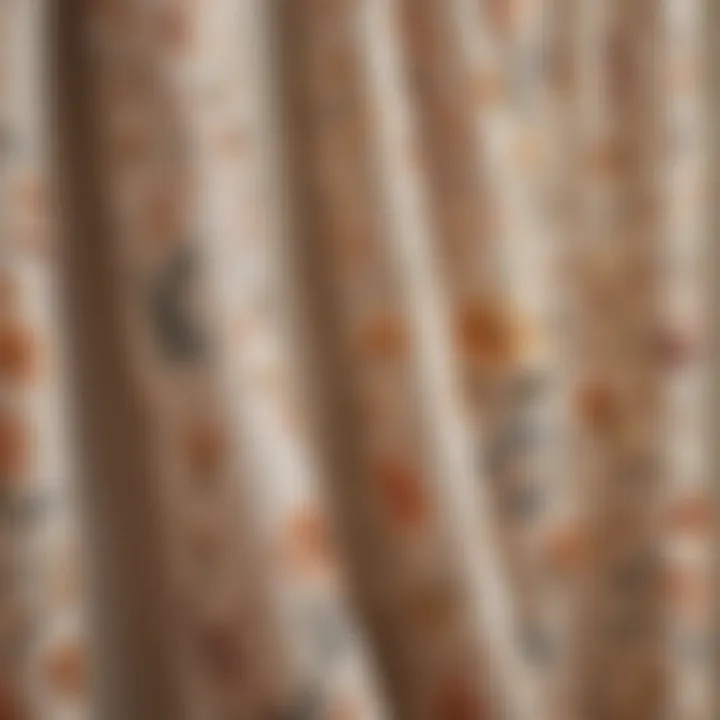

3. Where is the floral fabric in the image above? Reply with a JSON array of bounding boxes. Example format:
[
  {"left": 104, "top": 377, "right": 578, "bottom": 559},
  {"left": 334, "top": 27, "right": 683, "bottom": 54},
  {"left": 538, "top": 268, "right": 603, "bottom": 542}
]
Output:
[{"left": 0, "top": 0, "right": 714, "bottom": 719}]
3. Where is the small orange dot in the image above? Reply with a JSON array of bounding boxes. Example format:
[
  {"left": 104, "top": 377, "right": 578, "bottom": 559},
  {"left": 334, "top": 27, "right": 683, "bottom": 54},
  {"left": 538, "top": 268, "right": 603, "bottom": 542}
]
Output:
[
  {"left": 0, "top": 681, "right": 28, "bottom": 720},
  {"left": 0, "top": 323, "right": 39, "bottom": 382},
  {"left": 283, "top": 508, "right": 335, "bottom": 576},
  {"left": 185, "top": 419, "right": 227, "bottom": 477},
  {"left": 456, "top": 300, "right": 529, "bottom": 369},
  {"left": 667, "top": 496, "right": 713, "bottom": 535},
  {"left": 0, "top": 414, "right": 30, "bottom": 482},
  {"left": 544, "top": 524, "right": 588, "bottom": 575},
  {"left": 375, "top": 458, "right": 429, "bottom": 530},
  {"left": 45, "top": 643, "right": 85, "bottom": 698},
  {"left": 432, "top": 674, "right": 488, "bottom": 720},
  {"left": 575, "top": 379, "right": 619, "bottom": 430}
]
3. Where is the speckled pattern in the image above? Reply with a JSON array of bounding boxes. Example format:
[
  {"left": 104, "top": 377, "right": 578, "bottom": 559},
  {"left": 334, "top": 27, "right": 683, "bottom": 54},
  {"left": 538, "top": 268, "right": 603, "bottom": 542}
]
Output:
[
  {"left": 0, "top": 0, "right": 714, "bottom": 719},
  {"left": 1, "top": 1, "right": 89, "bottom": 719}
]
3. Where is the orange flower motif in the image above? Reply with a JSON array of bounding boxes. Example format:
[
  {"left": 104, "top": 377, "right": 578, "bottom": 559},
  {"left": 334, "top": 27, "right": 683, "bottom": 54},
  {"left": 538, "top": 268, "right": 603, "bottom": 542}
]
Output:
[
  {"left": 575, "top": 379, "right": 620, "bottom": 431},
  {"left": 0, "top": 322, "right": 39, "bottom": 382},
  {"left": 0, "top": 681, "right": 27, "bottom": 720},
  {"left": 543, "top": 524, "right": 588, "bottom": 576},
  {"left": 185, "top": 419, "right": 227, "bottom": 478},
  {"left": 374, "top": 458, "right": 429, "bottom": 530},
  {"left": 0, "top": 413, "right": 29, "bottom": 482},
  {"left": 455, "top": 300, "right": 531, "bottom": 369},
  {"left": 667, "top": 496, "right": 713, "bottom": 535},
  {"left": 432, "top": 674, "right": 488, "bottom": 720},
  {"left": 45, "top": 643, "right": 85, "bottom": 698},
  {"left": 283, "top": 508, "right": 336, "bottom": 577}
]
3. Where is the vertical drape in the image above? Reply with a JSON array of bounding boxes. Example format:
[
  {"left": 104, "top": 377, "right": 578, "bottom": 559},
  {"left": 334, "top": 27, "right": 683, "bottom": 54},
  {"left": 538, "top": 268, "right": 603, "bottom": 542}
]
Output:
[
  {"left": 1, "top": 1, "right": 90, "bottom": 717},
  {"left": 1, "top": 0, "right": 715, "bottom": 718}
]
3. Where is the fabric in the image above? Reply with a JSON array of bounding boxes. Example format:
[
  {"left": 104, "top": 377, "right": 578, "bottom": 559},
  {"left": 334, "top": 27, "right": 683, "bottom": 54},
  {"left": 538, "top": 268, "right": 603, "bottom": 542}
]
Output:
[{"left": 0, "top": 0, "right": 714, "bottom": 718}]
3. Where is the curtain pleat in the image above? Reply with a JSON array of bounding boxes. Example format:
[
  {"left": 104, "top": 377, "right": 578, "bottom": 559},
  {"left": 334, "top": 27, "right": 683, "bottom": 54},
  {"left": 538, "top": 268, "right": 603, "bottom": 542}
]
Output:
[
  {"left": 0, "top": 0, "right": 714, "bottom": 718},
  {"left": 1, "top": 1, "right": 90, "bottom": 717}
]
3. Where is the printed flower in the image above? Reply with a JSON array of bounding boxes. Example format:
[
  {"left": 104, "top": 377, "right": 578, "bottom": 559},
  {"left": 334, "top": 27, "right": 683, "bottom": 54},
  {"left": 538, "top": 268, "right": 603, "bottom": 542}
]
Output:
[
  {"left": 0, "top": 322, "right": 39, "bottom": 383},
  {"left": 666, "top": 496, "right": 713, "bottom": 535},
  {"left": 282, "top": 508, "right": 336, "bottom": 578},
  {"left": 432, "top": 673, "right": 488, "bottom": 720},
  {"left": 575, "top": 379, "right": 620, "bottom": 431},
  {"left": 0, "top": 681, "right": 27, "bottom": 720},
  {"left": 543, "top": 524, "right": 588, "bottom": 576},
  {"left": 45, "top": 642, "right": 86, "bottom": 699},
  {"left": 0, "top": 412, "right": 30, "bottom": 483},
  {"left": 374, "top": 458, "right": 429, "bottom": 531},
  {"left": 456, "top": 300, "right": 532, "bottom": 370},
  {"left": 185, "top": 417, "right": 227, "bottom": 478}
]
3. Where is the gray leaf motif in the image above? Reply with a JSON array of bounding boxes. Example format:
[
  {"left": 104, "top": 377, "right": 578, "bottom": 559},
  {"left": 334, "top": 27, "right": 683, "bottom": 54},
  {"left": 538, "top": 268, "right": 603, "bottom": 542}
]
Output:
[
  {"left": 147, "top": 245, "right": 208, "bottom": 363},
  {"left": 302, "top": 600, "right": 350, "bottom": 667},
  {"left": 269, "top": 686, "right": 322, "bottom": 720},
  {"left": 518, "top": 623, "right": 557, "bottom": 665},
  {"left": 502, "top": 482, "right": 547, "bottom": 522},
  {"left": 0, "top": 488, "right": 52, "bottom": 527},
  {"left": 672, "top": 630, "right": 712, "bottom": 663},
  {"left": 484, "top": 414, "right": 540, "bottom": 478}
]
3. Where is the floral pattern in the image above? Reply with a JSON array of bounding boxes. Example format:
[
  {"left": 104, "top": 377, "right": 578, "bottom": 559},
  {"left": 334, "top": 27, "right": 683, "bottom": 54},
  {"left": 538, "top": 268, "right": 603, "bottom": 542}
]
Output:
[{"left": 0, "top": 0, "right": 713, "bottom": 718}]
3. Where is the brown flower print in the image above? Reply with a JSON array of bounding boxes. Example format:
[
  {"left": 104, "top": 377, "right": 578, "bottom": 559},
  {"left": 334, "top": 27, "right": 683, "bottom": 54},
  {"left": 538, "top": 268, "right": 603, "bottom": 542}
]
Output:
[
  {"left": 374, "top": 458, "right": 429, "bottom": 531},
  {"left": 45, "top": 642, "right": 86, "bottom": 699}
]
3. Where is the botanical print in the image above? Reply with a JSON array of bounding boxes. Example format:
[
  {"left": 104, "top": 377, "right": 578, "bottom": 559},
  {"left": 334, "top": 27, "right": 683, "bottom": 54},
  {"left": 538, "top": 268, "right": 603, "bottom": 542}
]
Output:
[{"left": 0, "top": 0, "right": 714, "bottom": 718}]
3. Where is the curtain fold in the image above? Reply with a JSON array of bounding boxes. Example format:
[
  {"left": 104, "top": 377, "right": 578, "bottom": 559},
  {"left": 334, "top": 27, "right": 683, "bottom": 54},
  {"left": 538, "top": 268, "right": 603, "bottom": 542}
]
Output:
[{"left": 0, "top": 0, "right": 714, "bottom": 718}]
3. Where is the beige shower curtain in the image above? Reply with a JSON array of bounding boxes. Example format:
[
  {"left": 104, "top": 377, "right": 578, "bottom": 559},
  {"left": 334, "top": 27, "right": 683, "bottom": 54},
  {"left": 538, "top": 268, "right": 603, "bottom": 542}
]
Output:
[{"left": 0, "top": 0, "right": 714, "bottom": 718}]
